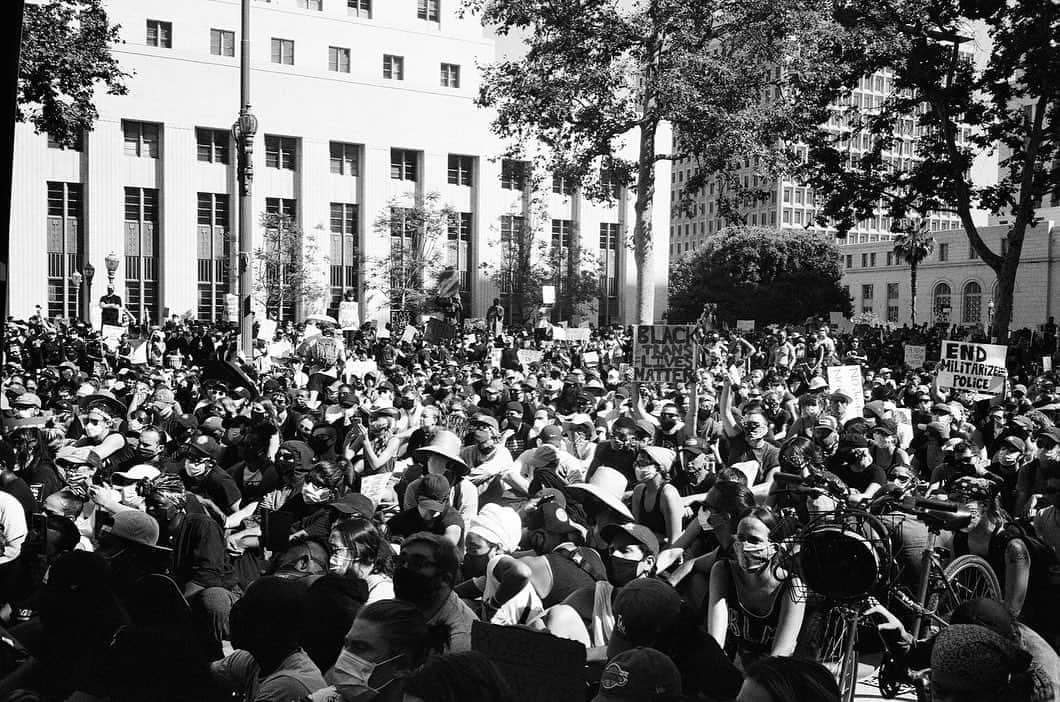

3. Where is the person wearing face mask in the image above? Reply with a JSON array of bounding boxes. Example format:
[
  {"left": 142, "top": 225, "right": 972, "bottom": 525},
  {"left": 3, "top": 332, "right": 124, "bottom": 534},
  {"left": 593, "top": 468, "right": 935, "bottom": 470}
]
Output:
[
  {"left": 587, "top": 417, "right": 641, "bottom": 484},
  {"left": 826, "top": 434, "right": 886, "bottom": 505},
  {"left": 499, "top": 400, "right": 532, "bottom": 455},
  {"left": 143, "top": 473, "right": 238, "bottom": 661},
  {"left": 930, "top": 440, "right": 989, "bottom": 495},
  {"left": 308, "top": 424, "right": 340, "bottom": 463},
  {"left": 707, "top": 507, "right": 806, "bottom": 668},
  {"left": 451, "top": 504, "right": 539, "bottom": 625},
  {"left": 89, "top": 463, "right": 162, "bottom": 516},
  {"left": 227, "top": 425, "right": 280, "bottom": 508},
  {"left": 175, "top": 434, "right": 242, "bottom": 518},
  {"left": 328, "top": 516, "right": 396, "bottom": 604},
  {"left": 309, "top": 600, "right": 437, "bottom": 702},
  {"left": 8, "top": 426, "right": 62, "bottom": 507},
  {"left": 720, "top": 377, "right": 781, "bottom": 502},
  {"left": 393, "top": 531, "right": 478, "bottom": 653},
  {"left": 630, "top": 446, "right": 682, "bottom": 546},
  {"left": 1016, "top": 427, "right": 1060, "bottom": 517},
  {"left": 73, "top": 394, "right": 128, "bottom": 472},
  {"left": 95, "top": 509, "right": 172, "bottom": 600},
  {"left": 389, "top": 474, "right": 464, "bottom": 549},
  {"left": 402, "top": 430, "right": 478, "bottom": 528},
  {"left": 354, "top": 408, "right": 403, "bottom": 477}
]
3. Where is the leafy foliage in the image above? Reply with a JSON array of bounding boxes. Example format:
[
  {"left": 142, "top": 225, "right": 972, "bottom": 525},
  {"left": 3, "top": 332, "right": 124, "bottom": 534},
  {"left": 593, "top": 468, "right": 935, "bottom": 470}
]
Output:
[
  {"left": 892, "top": 222, "right": 936, "bottom": 325},
  {"left": 792, "top": 0, "right": 1060, "bottom": 337},
  {"left": 252, "top": 214, "right": 326, "bottom": 321},
  {"left": 668, "top": 227, "right": 851, "bottom": 325},
  {"left": 18, "top": 0, "right": 129, "bottom": 148}
]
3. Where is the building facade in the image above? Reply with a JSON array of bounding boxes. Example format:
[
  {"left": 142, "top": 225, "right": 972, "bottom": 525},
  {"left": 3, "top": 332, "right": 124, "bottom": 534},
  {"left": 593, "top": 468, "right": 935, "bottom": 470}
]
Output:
[
  {"left": 839, "top": 222, "right": 1060, "bottom": 330},
  {"left": 9, "top": 0, "right": 671, "bottom": 328}
]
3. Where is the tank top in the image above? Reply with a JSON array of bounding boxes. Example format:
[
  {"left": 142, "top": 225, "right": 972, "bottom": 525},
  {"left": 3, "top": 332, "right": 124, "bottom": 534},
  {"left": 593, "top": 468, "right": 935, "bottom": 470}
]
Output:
[
  {"left": 634, "top": 485, "right": 668, "bottom": 540},
  {"left": 543, "top": 551, "right": 597, "bottom": 608},
  {"left": 724, "top": 564, "right": 788, "bottom": 665}
]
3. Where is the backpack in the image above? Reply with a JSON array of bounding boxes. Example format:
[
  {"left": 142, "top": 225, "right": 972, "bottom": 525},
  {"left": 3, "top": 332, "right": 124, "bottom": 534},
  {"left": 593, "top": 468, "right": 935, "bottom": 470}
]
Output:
[{"left": 307, "top": 335, "right": 339, "bottom": 367}]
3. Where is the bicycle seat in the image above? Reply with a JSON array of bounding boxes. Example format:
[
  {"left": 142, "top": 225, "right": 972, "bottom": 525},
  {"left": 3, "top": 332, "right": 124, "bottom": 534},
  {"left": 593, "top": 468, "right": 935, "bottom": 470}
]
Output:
[{"left": 920, "top": 508, "right": 970, "bottom": 532}]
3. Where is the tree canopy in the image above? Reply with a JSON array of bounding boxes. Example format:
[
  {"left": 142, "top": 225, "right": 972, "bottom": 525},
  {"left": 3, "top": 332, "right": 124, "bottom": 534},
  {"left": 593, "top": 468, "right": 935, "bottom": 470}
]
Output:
[
  {"left": 668, "top": 228, "right": 851, "bottom": 325},
  {"left": 18, "top": 0, "right": 129, "bottom": 148}
]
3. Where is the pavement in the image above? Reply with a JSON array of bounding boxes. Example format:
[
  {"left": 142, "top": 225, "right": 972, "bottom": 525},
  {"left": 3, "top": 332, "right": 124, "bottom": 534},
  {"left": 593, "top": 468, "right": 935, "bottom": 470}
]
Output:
[{"left": 855, "top": 670, "right": 917, "bottom": 701}]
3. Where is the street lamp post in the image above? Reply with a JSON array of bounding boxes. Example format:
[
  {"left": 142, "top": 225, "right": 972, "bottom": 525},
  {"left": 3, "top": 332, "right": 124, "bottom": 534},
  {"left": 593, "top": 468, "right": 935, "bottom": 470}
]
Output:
[
  {"left": 232, "top": 0, "right": 257, "bottom": 356},
  {"left": 69, "top": 270, "right": 82, "bottom": 323},
  {"left": 988, "top": 298, "right": 996, "bottom": 342}
]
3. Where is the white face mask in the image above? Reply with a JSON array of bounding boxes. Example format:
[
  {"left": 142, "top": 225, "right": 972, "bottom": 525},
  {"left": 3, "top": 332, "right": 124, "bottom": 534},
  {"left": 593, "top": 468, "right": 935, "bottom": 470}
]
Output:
[
  {"left": 327, "top": 651, "right": 403, "bottom": 691},
  {"left": 329, "top": 552, "right": 352, "bottom": 575},
  {"left": 734, "top": 540, "right": 775, "bottom": 573},
  {"left": 302, "top": 483, "right": 330, "bottom": 504}
]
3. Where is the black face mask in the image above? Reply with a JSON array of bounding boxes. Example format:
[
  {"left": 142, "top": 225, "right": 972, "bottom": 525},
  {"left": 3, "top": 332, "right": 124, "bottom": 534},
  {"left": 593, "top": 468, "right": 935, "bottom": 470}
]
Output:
[
  {"left": 462, "top": 552, "right": 490, "bottom": 579},
  {"left": 607, "top": 556, "right": 641, "bottom": 586},
  {"left": 308, "top": 436, "right": 333, "bottom": 453},
  {"left": 393, "top": 567, "right": 440, "bottom": 603}
]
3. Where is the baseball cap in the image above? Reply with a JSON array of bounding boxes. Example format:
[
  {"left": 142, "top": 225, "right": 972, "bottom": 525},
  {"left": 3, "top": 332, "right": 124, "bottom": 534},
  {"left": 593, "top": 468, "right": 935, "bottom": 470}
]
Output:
[
  {"left": 172, "top": 413, "right": 199, "bottom": 431},
  {"left": 1012, "top": 384, "right": 1029, "bottom": 395},
  {"left": 469, "top": 413, "right": 499, "bottom": 432},
  {"left": 186, "top": 435, "right": 221, "bottom": 461},
  {"left": 13, "top": 393, "right": 41, "bottom": 408},
  {"left": 541, "top": 502, "right": 583, "bottom": 535},
  {"left": 608, "top": 579, "right": 682, "bottom": 653},
  {"left": 999, "top": 435, "right": 1027, "bottom": 453},
  {"left": 539, "top": 425, "right": 564, "bottom": 445},
  {"left": 1037, "top": 427, "right": 1060, "bottom": 446},
  {"left": 807, "top": 377, "right": 828, "bottom": 391},
  {"left": 828, "top": 391, "right": 853, "bottom": 404},
  {"left": 329, "top": 493, "right": 375, "bottom": 517},
  {"left": 415, "top": 474, "right": 451, "bottom": 512},
  {"left": 601, "top": 522, "right": 660, "bottom": 557},
  {"left": 504, "top": 400, "right": 524, "bottom": 413},
  {"left": 839, "top": 434, "right": 870, "bottom": 450},
  {"left": 113, "top": 465, "right": 162, "bottom": 482},
  {"left": 592, "top": 647, "right": 682, "bottom": 702},
  {"left": 679, "top": 437, "right": 707, "bottom": 455},
  {"left": 103, "top": 510, "right": 164, "bottom": 549},
  {"left": 931, "top": 403, "right": 954, "bottom": 416},
  {"left": 633, "top": 419, "right": 656, "bottom": 438},
  {"left": 814, "top": 415, "right": 839, "bottom": 431}
]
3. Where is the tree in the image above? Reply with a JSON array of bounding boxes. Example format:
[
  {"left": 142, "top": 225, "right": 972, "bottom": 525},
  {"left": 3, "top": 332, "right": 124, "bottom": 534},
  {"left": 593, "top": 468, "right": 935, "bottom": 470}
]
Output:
[
  {"left": 18, "top": 0, "right": 129, "bottom": 148},
  {"left": 891, "top": 221, "right": 936, "bottom": 326},
  {"left": 794, "top": 0, "right": 1060, "bottom": 339},
  {"left": 668, "top": 227, "right": 852, "bottom": 325},
  {"left": 252, "top": 212, "right": 326, "bottom": 322},
  {"left": 465, "top": 0, "right": 845, "bottom": 324},
  {"left": 364, "top": 192, "right": 453, "bottom": 321}
]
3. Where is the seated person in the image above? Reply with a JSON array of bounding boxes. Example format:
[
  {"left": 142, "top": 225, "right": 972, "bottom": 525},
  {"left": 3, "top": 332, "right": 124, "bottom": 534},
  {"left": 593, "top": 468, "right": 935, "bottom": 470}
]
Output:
[{"left": 387, "top": 474, "right": 464, "bottom": 550}]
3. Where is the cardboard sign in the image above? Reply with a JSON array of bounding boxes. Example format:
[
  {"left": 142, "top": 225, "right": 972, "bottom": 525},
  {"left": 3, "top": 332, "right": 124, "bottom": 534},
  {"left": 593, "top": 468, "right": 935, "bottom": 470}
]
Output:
[
  {"left": 471, "top": 621, "right": 586, "bottom": 702},
  {"left": 338, "top": 301, "right": 359, "bottom": 331},
  {"left": 566, "top": 328, "right": 591, "bottom": 343},
  {"left": 632, "top": 325, "right": 696, "bottom": 383},
  {"left": 936, "top": 341, "right": 1008, "bottom": 395},
  {"left": 400, "top": 324, "right": 417, "bottom": 343},
  {"left": 904, "top": 345, "right": 926, "bottom": 369},
  {"left": 490, "top": 348, "right": 502, "bottom": 367},
  {"left": 736, "top": 319, "right": 755, "bottom": 331},
  {"left": 1044, "top": 356, "right": 1053, "bottom": 372},
  {"left": 358, "top": 473, "right": 391, "bottom": 507},
  {"left": 517, "top": 350, "right": 542, "bottom": 367},
  {"left": 541, "top": 285, "right": 556, "bottom": 305},
  {"left": 551, "top": 326, "right": 567, "bottom": 341},
  {"left": 583, "top": 351, "right": 599, "bottom": 366},
  {"left": 257, "top": 318, "right": 277, "bottom": 341},
  {"left": 827, "top": 364, "right": 865, "bottom": 416},
  {"left": 346, "top": 360, "right": 378, "bottom": 378}
]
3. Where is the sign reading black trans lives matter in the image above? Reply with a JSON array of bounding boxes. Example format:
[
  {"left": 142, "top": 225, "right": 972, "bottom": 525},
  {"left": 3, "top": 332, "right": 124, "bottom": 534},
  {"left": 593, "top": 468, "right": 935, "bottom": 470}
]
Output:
[
  {"left": 936, "top": 340, "right": 1008, "bottom": 396},
  {"left": 633, "top": 325, "right": 696, "bottom": 383}
]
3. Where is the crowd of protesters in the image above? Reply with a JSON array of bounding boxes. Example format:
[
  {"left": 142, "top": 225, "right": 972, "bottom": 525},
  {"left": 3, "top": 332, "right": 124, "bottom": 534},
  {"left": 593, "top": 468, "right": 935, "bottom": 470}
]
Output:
[{"left": 0, "top": 303, "right": 1058, "bottom": 701}]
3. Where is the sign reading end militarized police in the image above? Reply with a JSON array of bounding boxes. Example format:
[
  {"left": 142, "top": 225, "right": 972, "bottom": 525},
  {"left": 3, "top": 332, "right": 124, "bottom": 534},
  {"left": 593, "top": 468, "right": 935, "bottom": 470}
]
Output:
[
  {"left": 936, "top": 340, "right": 1008, "bottom": 396},
  {"left": 633, "top": 325, "right": 696, "bottom": 383}
]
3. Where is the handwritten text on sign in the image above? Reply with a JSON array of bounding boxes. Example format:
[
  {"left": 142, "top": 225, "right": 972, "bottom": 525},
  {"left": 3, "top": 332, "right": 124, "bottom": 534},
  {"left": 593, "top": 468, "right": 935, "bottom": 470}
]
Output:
[
  {"left": 633, "top": 325, "right": 695, "bottom": 383},
  {"left": 936, "top": 341, "right": 1007, "bottom": 395}
]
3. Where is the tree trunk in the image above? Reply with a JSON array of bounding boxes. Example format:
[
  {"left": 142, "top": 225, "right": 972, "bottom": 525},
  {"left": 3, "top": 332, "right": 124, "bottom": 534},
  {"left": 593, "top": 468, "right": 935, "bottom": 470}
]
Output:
[
  {"left": 909, "top": 263, "right": 917, "bottom": 326},
  {"left": 633, "top": 119, "right": 658, "bottom": 325},
  {"left": 992, "top": 251, "right": 1020, "bottom": 343}
]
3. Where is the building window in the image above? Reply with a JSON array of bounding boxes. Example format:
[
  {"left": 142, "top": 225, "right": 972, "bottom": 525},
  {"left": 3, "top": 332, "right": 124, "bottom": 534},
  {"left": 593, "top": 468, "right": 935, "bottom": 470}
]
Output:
[
  {"left": 782, "top": 209, "right": 791, "bottom": 224},
  {"left": 886, "top": 251, "right": 894, "bottom": 266},
  {"left": 124, "top": 187, "right": 160, "bottom": 325},
  {"left": 329, "top": 47, "right": 351, "bottom": 73},
  {"left": 600, "top": 168, "right": 621, "bottom": 199},
  {"left": 264, "top": 198, "right": 299, "bottom": 322},
  {"left": 447, "top": 155, "right": 473, "bottom": 186},
  {"left": 417, "top": 0, "right": 440, "bottom": 21},
  {"left": 383, "top": 55, "right": 404, "bottom": 80},
  {"left": 962, "top": 281, "right": 982, "bottom": 325},
  {"left": 862, "top": 284, "right": 873, "bottom": 300},
  {"left": 330, "top": 142, "right": 359, "bottom": 176},
  {"left": 390, "top": 149, "right": 418, "bottom": 181},
  {"left": 887, "top": 282, "right": 899, "bottom": 300},
  {"left": 552, "top": 174, "right": 574, "bottom": 195},
  {"left": 47, "top": 132, "right": 83, "bottom": 151},
  {"left": 297, "top": 0, "right": 323, "bottom": 9},
  {"left": 196, "top": 193, "right": 230, "bottom": 322},
  {"left": 869, "top": 253, "right": 876, "bottom": 267},
  {"left": 348, "top": 0, "right": 371, "bottom": 17},
  {"left": 446, "top": 212, "right": 472, "bottom": 308},
  {"left": 264, "top": 135, "right": 297, "bottom": 170},
  {"left": 210, "top": 29, "right": 235, "bottom": 56},
  {"left": 440, "top": 63, "right": 460, "bottom": 88},
  {"left": 500, "top": 159, "right": 527, "bottom": 190},
  {"left": 887, "top": 305, "right": 899, "bottom": 323},
  {"left": 861, "top": 253, "right": 868, "bottom": 267},
  {"left": 845, "top": 255, "right": 853, "bottom": 268},
  {"left": 329, "top": 203, "right": 359, "bottom": 317},
  {"left": 46, "top": 182, "right": 84, "bottom": 320},
  {"left": 270, "top": 38, "right": 294, "bottom": 65},
  {"left": 938, "top": 242, "right": 949, "bottom": 261},
  {"left": 969, "top": 244, "right": 978, "bottom": 259},
  {"left": 932, "top": 282, "right": 952, "bottom": 322},
  {"left": 146, "top": 20, "right": 172, "bottom": 48},
  {"left": 599, "top": 222, "right": 620, "bottom": 304},
  {"left": 196, "top": 128, "right": 229, "bottom": 164},
  {"left": 123, "top": 121, "right": 160, "bottom": 158}
]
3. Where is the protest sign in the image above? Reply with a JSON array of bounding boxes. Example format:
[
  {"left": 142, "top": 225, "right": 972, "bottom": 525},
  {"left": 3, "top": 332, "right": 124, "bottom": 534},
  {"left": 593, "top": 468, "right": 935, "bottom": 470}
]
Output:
[
  {"left": 517, "top": 350, "right": 542, "bottom": 367},
  {"left": 736, "top": 319, "right": 755, "bottom": 331},
  {"left": 400, "top": 325, "right": 417, "bottom": 343},
  {"left": 566, "top": 328, "right": 591, "bottom": 343},
  {"left": 490, "top": 348, "right": 502, "bottom": 367},
  {"left": 551, "top": 326, "right": 567, "bottom": 341},
  {"left": 338, "top": 301, "right": 359, "bottom": 331},
  {"left": 472, "top": 622, "right": 586, "bottom": 702},
  {"left": 257, "top": 318, "right": 277, "bottom": 341},
  {"left": 101, "top": 324, "right": 125, "bottom": 351},
  {"left": 541, "top": 286, "right": 556, "bottom": 305},
  {"left": 358, "top": 473, "right": 391, "bottom": 507},
  {"left": 904, "top": 345, "right": 926, "bottom": 369},
  {"left": 1045, "top": 356, "right": 1053, "bottom": 372},
  {"left": 583, "top": 351, "right": 599, "bottom": 366},
  {"left": 632, "top": 325, "right": 696, "bottom": 383},
  {"left": 936, "top": 341, "right": 1008, "bottom": 395},
  {"left": 345, "top": 360, "right": 378, "bottom": 379},
  {"left": 827, "top": 364, "right": 865, "bottom": 417}
]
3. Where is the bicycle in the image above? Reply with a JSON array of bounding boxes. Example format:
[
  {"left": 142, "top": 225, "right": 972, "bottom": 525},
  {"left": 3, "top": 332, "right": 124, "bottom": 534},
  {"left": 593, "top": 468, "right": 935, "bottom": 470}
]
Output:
[{"left": 773, "top": 473, "right": 1002, "bottom": 702}]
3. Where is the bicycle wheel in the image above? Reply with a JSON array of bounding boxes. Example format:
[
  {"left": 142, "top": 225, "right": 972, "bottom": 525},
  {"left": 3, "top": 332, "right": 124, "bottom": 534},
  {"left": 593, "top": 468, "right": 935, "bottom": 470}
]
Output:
[
  {"left": 804, "top": 606, "right": 860, "bottom": 702},
  {"left": 936, "top": 554, "right": 1003, "bottom": 622}
]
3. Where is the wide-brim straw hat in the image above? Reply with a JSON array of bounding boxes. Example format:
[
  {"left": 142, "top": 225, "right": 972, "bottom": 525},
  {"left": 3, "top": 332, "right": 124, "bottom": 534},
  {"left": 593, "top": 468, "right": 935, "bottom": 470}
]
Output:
[
  {"left": 413, "top": 430, "right": 469, "bottom": 475},
  {"left": 568, "top": 465, "right": 633, "bottom": 521}
]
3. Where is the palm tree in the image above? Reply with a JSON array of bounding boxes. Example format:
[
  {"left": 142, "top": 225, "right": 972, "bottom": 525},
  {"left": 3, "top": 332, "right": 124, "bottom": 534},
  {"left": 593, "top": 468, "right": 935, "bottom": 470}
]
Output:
[{"left": 892, "top": 221, "right": 935, "bottom": 326}]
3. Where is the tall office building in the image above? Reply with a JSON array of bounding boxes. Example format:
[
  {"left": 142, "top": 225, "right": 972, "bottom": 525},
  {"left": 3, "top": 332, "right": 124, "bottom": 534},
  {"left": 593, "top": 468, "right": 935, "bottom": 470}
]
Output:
[
  {"left": 667, "top": 68, "right": 965, "bottom": 259},
  {"left": 9, "top": 0, "right": 671, "bottom": 327}
]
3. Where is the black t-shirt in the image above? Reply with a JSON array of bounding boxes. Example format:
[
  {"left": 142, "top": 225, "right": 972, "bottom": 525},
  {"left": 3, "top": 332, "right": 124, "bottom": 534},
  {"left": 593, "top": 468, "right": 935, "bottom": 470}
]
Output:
[
  {"left": 100, "top": 294, "right": 122, "bottom": 325},
  {"left": 587, "top": 442, "right": 637, "bottom": 484},
  {"left": 829, "top": 459, "right": 887, "bottom": 493},
  {"left": 654, "top": 425, "right": 690, "bottom": 455},
  {"left": 386, "top": 505, "right": 464, "bottom": 541}
]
